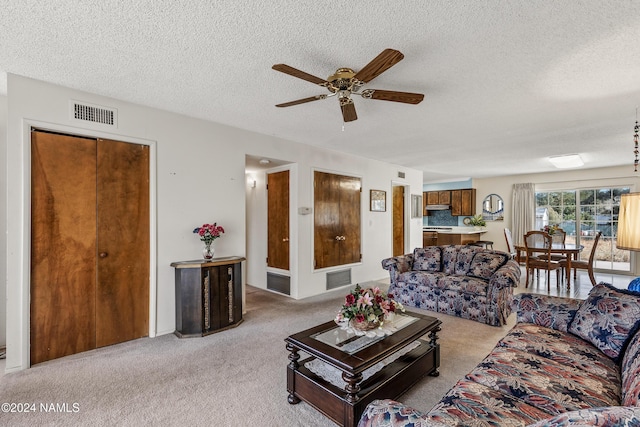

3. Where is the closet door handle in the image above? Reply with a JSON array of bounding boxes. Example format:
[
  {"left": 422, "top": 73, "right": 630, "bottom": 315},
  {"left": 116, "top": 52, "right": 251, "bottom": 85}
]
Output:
[{"left": 99, "top": 252, "right": 108, "bottom": 258}]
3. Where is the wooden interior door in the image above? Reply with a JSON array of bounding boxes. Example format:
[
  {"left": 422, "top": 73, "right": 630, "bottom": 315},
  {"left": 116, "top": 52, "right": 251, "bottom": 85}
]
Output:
[
  {"left": 314, "top": 171, "right": 361, "bottom": 269},
  {"left": 31, "top": 131, "right": 98, "bottom": 365},
  {"left": 267, "top": 170, "right": 290, "bottom": 270},
  {"left": 339, "top": 175, "right": 361, "bottom": 264},
  {"left": 393, "top": 186, "right": 405, "bottom": 256},
  {"left": 96, "top": 139, "right": 149, "bottom": 347},
  {"left": 314, "top": 171, "right": 340, "bottom": 269},
  {"left": 31, "top": 131, "right": 149, "bottom": 364}
]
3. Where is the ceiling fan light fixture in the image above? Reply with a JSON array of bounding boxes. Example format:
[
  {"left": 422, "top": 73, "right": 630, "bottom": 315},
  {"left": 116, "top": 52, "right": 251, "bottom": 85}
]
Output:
[{"left": 548, "top": 154, "right": 584, "bottom": 168}]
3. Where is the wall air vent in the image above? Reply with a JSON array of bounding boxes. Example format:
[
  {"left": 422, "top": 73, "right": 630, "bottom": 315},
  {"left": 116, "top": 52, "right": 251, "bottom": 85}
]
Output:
[
  {"left": 398, "top": 171, "right": 406, "bottom": 179},
  {"left": 326, "top": 269, "right": 351, "bottom": 290},
  {"left": 267, "top": 272, "right": 290, "bottom": 295},
  {"left": 70, "top": 100, "right": 117, "bottom": 127}
]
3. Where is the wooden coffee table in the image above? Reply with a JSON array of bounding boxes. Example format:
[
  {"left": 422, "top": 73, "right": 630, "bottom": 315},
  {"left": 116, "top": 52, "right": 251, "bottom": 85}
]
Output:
[{"left": 285, "top": 312, "right": 441, "bottom": 427}]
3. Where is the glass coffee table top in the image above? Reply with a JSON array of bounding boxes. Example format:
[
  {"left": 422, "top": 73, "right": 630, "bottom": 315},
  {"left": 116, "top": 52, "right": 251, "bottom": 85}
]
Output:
[{"left": 310, "top": 314, "right": 418, "bottom": 355}]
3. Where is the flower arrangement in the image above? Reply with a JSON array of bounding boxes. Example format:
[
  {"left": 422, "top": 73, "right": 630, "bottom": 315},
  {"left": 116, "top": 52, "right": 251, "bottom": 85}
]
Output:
[
  {"left": 335, "top": 284, "right": 404, "bottom": 331},
  {"left": 193, "top": 222, "right": 225, "bottom": 244},
  {"left": 542, "top": 224, "right": 560, "bottom": 235},
  {"left": 469, "top": 214, "right": 486, "bottom": 227}
]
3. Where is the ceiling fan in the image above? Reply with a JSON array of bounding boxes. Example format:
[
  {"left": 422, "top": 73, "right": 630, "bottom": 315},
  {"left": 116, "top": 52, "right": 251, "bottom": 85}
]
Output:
[{"left": 272, "top": 49, "right": 424, "bottom": 122}]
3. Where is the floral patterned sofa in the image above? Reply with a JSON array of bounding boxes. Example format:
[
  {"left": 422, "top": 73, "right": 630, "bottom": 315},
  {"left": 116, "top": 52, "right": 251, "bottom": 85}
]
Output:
[
  {"left": 358, "top": 283, "right": 640, "bottom": 426},
  {"left": 382, "top": 245, "right": 520, "bottom": 326}
]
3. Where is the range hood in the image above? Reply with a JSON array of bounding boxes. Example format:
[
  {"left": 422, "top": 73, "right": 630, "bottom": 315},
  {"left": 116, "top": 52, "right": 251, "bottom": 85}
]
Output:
[{"left": 425, "top": 204, "right": 450, "bottom": 211}]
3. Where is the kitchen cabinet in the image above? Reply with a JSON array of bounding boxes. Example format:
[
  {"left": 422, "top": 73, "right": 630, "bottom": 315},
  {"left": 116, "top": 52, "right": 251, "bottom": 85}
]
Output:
[
  {"left": 451, "top": 189, "right": 476, "bottom": 216},
  {"left": 171, "top": 257, "right": 245, "bottom": 337},
  {"left": 423, "top": 231, "right": 438, "bottom": 247},
  {"left": 436, "top": 233, "right": 481, "bottom": 246},
  {"left": 426, "top": 190, "right": 451, "bottom": 205}
]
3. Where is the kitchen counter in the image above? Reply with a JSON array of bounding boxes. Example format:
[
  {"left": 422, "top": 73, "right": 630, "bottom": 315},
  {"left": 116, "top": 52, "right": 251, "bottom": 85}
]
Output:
[{"left": 423, "top": 226, "right": 486, "bottom": 235}]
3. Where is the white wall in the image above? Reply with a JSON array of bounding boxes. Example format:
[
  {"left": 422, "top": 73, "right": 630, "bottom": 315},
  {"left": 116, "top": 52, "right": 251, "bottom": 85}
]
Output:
[
  {"left": 473, "top": 166, "right": 640, "bottom": 274},
  {"left": 0, "top": 94, "right": 7, "bottom": 347},
  {"left": 5, "top": 74, "right": 423, "bottom": 371}
]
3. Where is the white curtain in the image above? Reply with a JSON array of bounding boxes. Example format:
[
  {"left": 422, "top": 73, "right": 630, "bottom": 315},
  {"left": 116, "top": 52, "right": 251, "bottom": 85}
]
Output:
[{"left": 511, "top": 183, "right": 536, "bottom": 246}]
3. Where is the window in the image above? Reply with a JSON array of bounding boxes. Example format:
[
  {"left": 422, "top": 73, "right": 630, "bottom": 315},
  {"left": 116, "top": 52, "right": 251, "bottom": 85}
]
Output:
[{"left": 535, "top": 187, "right": 631, "bottom": 272}]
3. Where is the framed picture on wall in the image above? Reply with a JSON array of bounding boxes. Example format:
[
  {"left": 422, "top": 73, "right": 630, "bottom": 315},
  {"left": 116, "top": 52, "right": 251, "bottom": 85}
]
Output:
[{"left": 370, "top": 189, "right": 386, "bottom": 212}]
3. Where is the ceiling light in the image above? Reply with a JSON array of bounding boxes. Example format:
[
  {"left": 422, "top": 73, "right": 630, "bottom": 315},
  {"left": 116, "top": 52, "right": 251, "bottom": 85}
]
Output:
[
  {"left": 548, "top": 154, "right": 584, "bottom": 169},
  {"left": 259, "top": 159, "right": 270, "bottom": 165}
]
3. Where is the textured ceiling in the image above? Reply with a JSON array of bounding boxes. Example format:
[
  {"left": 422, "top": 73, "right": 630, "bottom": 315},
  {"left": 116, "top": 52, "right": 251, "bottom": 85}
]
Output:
[{"left": 1, "top": 0, "right": 639, "bottom": 181}]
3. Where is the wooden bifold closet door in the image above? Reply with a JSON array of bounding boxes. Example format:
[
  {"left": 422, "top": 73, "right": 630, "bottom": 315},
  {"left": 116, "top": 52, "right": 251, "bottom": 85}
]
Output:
[{"left": 30, "top": 130, "right": 149, "bottom": 365}]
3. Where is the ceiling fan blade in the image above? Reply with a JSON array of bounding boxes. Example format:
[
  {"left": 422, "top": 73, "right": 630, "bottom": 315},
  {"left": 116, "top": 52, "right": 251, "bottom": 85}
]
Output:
[
  {"left": 367, "top": 89, "right": 424, "bottom": 104},
  {"left": 353, "top": 49, "right": 404, "bottom": 83},
  {"left": 272, "top": 64, "right": 328, "bottom": 86},
  {"left": 275, "top": 95, "right": 325, "bottom": 108},
  {"left": 340, "top": 100, "right": 358, "bottom": 122}
]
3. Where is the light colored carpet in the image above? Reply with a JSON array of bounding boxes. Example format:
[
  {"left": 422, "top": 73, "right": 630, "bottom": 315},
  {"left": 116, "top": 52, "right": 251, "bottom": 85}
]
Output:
[{"left": 0, "top": 283, "right": 515, "bottom": 426}]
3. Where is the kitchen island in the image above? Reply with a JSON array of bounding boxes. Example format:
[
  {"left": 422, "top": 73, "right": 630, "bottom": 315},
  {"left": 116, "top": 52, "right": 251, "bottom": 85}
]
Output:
[{"left": 423, "top": 226, "right": 486, "bottom": 246}]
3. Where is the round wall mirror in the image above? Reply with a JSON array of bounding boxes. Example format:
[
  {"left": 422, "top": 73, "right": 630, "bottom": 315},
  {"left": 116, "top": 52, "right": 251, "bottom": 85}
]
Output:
[{"left": 482, "top": 193, "right": 504, "bottom": 221}]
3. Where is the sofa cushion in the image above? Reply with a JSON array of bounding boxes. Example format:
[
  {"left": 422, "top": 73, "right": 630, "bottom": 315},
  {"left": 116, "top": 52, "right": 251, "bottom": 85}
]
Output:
[
  {"left": 424, "top": 378, "right": 551, "bottom": 426},
  {"left": 568, "top": 283, "right": 640, "bottom": 361},
  {"left": 498, "top": 324, "right": 620, "bottom": 384},
  {"left": 412, "top": 247, "right": 442, "bottom": 272},
  {"left": 441, "top": 245, "right": 481, "bottom": 275},
  {"left": 466, "top": 346, "right": 621, "bottom": 415},
  {"left": 621, "top": 329, "right": 640, "bottom": 406},
  {"left": 468, "top": 251, "right": 508, "bottom": 280}
]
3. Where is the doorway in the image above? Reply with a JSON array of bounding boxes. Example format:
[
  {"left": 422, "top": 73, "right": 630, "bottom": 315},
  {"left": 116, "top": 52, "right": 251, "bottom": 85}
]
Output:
[{"left": 392, "top": 185, "right": 405, "bottom": 256}]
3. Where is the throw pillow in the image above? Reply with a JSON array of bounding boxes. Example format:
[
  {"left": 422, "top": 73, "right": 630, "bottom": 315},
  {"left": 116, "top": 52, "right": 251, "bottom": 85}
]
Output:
[
  {"left": 412, "top": 247, "right": 442, "bottom": 272},
  {"left": 468, "top": 252, "right": 508, "bottom": 280},
  {"left": 568, "top": 283, "right": 640, "bottom": 361}
]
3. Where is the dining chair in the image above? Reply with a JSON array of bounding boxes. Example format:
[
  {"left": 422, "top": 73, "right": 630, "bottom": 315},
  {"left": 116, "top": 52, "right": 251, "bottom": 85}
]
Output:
[
  {"left": 559, "top": 231, "right": 602, "bottom": 286},
  {"left": 524, "top": 231, "right": 562, "bottom": 288},
  {"left": 550, "top": 227, "right": 568, "bottom": 263},
  {"left": 503, "top": 228, "right": 517, "bottom": 260}
]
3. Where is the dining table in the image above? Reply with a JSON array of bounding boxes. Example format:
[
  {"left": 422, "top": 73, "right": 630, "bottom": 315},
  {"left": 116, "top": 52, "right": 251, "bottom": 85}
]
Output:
[{"left": 514, "top": 242, "right": 584, "bottom": 289}]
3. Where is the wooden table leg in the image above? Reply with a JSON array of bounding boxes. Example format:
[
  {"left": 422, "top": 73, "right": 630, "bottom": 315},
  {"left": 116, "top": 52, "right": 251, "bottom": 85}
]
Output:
[
  {"left": 286, "top": 342, "right": 301, "bottom": 404},
  {"left": 342, "top": 371, "right": 363, "bottom": 404},
  {"left": 565, "top": 255, "right": 572, "bottom": 290}
]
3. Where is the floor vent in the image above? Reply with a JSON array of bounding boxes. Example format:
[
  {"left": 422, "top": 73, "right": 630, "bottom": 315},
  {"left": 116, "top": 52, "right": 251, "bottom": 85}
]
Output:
[
  {"left": 267, "top": 272, "right": 290, "bottom": 295},
  {"left": 70, "top": 100, "right": 117, "bottom": 126},
  {"left": 326, "top": 269, "right": 351, "bottom": 290}
]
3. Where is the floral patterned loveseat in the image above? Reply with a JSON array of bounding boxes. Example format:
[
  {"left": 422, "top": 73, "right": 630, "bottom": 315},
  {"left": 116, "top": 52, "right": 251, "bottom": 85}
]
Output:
[
  {"left": 358, "top": 283, "right": 640, "bottom": 426},
  {"left": 382, "top": 245, "right": 520, "bottom": 326}
]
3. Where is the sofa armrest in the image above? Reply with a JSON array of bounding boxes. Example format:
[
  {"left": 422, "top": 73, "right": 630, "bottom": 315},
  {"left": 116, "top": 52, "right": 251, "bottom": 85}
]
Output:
[
  {"left": 525, "top": 406, "right": 640, "bottom": 426},
  {"left": 358, "top": 399, "right": 442, "bottom": 427},
  {"left": 381, "top": 254, "right": 413, "bottom": 286},
  {"left": 488, "top": 259, "right": 521, "bottom": 289},
  {"left": 511, "top": 293, "right": 582, "bottom": 332}
]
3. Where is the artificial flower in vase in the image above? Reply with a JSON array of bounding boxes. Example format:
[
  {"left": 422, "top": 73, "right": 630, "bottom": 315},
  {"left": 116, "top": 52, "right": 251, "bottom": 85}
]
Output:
[
  {"left": 193, "top": 222, "right": 225, "bottom": 260},
  {"left": 334, "top": 284, "right": 404, "bottom": 332},
  {"left": 469, "top": 214, "right": 486, "bottom": 229}
]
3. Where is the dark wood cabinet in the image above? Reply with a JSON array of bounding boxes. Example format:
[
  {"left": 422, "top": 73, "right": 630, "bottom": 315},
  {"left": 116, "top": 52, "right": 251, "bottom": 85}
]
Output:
[
  {"left": 450, "top": 189, "right": 476, "bottom": 216},
  {"left": 171, "top": 256, "right": 245, "bottom": 338}
]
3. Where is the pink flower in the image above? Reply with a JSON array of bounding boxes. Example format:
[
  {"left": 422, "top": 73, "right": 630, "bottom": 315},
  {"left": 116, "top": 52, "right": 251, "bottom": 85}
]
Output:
[{"left": 358, "top": 292, "right": 373, "bottom": 307}]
